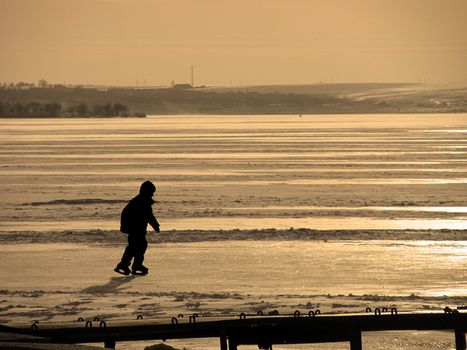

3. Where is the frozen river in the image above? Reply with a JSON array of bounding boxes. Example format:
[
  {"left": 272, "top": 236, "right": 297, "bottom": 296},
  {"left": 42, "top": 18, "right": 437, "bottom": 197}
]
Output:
[
  {"left": 0, "top": 114, "right": 467, "bottom": 232},
  {"left": 0, "top": 114, "right": 466, "bottom": 349}
]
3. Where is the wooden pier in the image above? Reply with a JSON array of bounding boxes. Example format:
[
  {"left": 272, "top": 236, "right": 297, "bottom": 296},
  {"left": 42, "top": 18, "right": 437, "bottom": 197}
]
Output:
[{"left": 1, "top": 310, "right": 466, "bottom": 350}]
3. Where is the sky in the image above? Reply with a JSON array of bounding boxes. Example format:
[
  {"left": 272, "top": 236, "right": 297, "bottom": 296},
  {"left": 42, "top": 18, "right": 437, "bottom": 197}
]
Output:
[{"left": 1, "top": 0, "right": 467, "bottom": 86}]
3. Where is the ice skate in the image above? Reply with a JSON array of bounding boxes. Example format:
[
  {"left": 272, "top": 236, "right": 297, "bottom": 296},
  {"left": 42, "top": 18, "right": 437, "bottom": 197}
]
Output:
[
  {"left": 114, "top": 264, "right": 131, "bottom": 276},
  {"left": 131, "top": 265, "right": 149, "bottom": 275}
]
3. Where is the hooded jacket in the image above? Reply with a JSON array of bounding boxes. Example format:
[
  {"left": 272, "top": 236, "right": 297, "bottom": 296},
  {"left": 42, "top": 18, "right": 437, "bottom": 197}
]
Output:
[{"left": 120, "top": 194, "right": 159, "bottom": 235}]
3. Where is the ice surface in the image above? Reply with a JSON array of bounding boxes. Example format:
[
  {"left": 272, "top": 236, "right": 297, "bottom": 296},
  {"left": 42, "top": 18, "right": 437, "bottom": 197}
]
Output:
[{"left": 0, "top": 114, "right": 466, "bottom": 349}]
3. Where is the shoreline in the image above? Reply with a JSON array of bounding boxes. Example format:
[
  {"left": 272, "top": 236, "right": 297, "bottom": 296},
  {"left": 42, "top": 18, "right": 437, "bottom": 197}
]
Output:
[
  {"left": 1, "top": 110, "right": 467, "bottom": 118},
  {"left": 2, "top": 83, "right": 467, "bottom": 117},
  {"left": 0, "top": 114, "right": 146, "bottom": 119}
]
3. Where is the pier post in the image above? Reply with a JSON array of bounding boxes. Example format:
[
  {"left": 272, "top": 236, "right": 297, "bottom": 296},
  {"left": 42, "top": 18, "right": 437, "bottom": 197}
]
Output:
[
  {"left": 220, "top": 334, "right": 228, "bottom": 350},
  {"left": 104, "top": 339, "right": 116, "bottom": 349},
  {"left": 228, "top": 337, "right": 238, "bottom": 350},
  {"left": 349, "top": 329, "right": 362, "bottom": 350},
  {"left": 455, "top": 330, "right": 466, "bottom": 350}
]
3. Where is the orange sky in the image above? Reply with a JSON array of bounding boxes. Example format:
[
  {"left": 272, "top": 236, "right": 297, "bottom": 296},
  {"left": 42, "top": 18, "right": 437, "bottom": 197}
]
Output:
[{"left": 1, "top": 0, "right": 466, "bottom": 86}]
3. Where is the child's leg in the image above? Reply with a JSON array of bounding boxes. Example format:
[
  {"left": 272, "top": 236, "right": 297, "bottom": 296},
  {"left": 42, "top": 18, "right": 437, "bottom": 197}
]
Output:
[{"left": 132, "top": 236, "right": 148, "bottom": 269}]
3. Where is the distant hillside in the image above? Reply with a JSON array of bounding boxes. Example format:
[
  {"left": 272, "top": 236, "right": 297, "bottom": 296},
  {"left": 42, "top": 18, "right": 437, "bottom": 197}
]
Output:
[
  {"left": 1, "top": 83, "right": 466, "bottom": 116},
  {"left": 200, "top": 83, "right": 414, "bottom": 95}
]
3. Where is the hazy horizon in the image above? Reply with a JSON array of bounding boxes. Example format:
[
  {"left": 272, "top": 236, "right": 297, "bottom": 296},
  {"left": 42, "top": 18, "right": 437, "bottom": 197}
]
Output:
[{"left": 1, "top": 0, "right": 467, "bottom": 86}]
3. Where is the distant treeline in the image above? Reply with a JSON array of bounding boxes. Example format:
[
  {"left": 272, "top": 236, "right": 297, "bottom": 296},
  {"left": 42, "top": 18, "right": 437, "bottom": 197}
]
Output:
[
  {"left": 0, "top": 101, "right": 135, "bottom": 117},
  {"left": 0, "top": 86, "right": 361, "bottom": 115},
  {"left": 1, "top": 84, "right": 465, "bottom": 115}
]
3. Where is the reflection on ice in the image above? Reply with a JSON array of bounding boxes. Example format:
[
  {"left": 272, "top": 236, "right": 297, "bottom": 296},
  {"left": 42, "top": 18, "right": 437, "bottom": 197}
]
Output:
[
  {"left": 423, "top": 129, "right": 467, "bottom": 133},
  {"left": 1, "top": 168, "right": 466, "bottom": 176},
  {"left": 1, "top": 151, "right": 466, "bottom": 158},
  {"left": 1, "top": 177, "right": 467, "bottom": 186},
  {"left": 1, "top": 217, "right": 465, "bottom": 231},
  {"left": 225, "top": 206, "right": 467, "bottom": 213}
]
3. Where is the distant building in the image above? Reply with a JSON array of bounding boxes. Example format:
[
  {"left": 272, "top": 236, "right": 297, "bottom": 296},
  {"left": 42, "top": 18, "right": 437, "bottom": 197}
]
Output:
[{"left": 172, "top": 83, "right": 192, "bottom": 90}]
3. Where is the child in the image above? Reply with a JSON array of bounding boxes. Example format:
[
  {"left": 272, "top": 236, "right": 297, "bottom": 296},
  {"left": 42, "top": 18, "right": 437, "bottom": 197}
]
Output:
[{"left": 114, "top": 180, "right": 160, "bottom": 275}]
